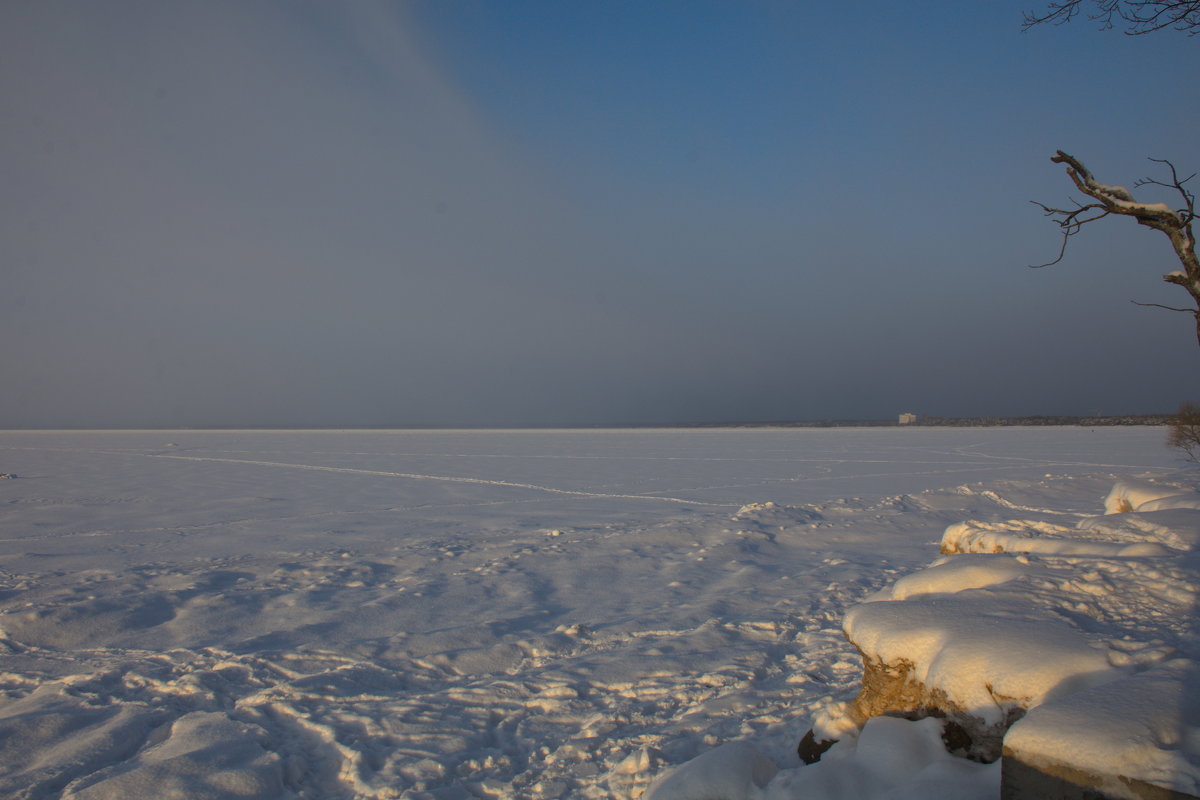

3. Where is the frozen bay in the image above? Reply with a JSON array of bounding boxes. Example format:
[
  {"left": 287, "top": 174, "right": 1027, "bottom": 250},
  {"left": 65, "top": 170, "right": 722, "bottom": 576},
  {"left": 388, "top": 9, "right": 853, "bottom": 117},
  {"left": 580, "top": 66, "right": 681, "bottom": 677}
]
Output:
[{"left": 0, "top": 427, "right": 1185, "bottom": 798}]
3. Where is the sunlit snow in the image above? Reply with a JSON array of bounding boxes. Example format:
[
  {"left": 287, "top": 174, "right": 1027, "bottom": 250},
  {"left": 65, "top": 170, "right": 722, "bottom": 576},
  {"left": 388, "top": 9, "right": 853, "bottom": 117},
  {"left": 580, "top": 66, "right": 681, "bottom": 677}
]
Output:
[{"left": 0, "top": 427, "right": 1192, "bottom": 799}]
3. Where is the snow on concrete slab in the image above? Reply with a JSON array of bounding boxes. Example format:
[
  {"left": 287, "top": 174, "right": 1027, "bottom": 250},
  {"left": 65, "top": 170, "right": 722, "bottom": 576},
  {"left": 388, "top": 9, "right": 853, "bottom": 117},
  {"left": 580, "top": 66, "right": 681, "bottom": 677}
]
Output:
[{"left": 1004, "top": 658, "right": 1200, "bottom": 799}]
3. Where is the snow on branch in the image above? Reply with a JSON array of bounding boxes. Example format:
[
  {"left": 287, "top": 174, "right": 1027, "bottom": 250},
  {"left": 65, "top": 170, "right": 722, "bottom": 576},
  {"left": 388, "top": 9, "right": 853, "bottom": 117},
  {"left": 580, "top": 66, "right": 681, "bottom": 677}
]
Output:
[
  {"left": 1049, "top": 150, "right": 1186, "bottom": 228},
  {"left": 1031, "top": 150, "right": 1200, "bottom": 346}
]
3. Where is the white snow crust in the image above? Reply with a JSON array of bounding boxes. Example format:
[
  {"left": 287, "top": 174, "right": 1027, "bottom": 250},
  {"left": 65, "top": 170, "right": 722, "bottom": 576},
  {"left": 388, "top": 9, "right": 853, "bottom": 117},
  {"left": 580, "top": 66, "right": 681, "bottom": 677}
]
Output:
[{"left": 0, "top": 427, "right": 1192, "bottom": 799}]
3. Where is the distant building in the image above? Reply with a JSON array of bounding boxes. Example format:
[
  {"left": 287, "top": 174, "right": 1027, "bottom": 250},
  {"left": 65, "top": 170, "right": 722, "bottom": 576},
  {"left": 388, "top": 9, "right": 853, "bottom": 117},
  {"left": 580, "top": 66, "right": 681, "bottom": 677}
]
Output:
[{"left": 898, "top": 413, "right": 917, "bottom": 425}]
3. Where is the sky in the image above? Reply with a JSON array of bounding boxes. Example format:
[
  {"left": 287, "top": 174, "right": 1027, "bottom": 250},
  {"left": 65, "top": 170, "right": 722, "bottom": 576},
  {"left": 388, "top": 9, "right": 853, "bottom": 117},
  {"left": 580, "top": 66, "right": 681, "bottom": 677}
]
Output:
[{"left": 2, "top": 1, "right": 1199, "bottom": 428}]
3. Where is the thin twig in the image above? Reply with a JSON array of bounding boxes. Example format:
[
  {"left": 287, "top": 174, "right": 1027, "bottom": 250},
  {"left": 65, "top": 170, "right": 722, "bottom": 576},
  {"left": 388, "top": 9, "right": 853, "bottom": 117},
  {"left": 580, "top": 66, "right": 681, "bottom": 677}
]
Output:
[{"left": 1132, "top": 300, "right": 1195, "bottom": 313}]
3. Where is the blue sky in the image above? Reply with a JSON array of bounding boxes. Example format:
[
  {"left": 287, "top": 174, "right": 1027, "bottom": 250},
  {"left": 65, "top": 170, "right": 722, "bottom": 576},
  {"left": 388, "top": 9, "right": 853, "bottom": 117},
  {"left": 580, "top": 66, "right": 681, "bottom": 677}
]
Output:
[{"left": 2, "top": 1, "right": 1198, "bottom": 427}]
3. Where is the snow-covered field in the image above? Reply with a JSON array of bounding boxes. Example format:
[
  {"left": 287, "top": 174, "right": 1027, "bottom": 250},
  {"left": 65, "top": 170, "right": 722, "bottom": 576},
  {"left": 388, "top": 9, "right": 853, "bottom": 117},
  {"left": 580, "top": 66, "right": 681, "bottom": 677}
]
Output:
[{"left": 0, "top": 427, "right": 1190, "bottom": 799}]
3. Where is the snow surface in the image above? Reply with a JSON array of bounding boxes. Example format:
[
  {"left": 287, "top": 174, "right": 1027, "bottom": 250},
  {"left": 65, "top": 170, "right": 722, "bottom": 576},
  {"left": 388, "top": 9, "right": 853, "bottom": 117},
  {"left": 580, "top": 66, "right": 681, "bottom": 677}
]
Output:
[
  {"left": 1005, "top": 658, "right": 1200, "bottom": 797},
  {"left": 0, "top": 427, "right": 1190, "bottom": 799}
]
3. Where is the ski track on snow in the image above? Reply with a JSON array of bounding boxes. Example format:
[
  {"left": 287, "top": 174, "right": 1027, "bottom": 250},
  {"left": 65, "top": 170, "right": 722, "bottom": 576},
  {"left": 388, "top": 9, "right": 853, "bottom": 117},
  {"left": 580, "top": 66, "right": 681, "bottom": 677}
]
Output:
[{"left": 144, "top": 453, "right": 736, "bottom": 508}]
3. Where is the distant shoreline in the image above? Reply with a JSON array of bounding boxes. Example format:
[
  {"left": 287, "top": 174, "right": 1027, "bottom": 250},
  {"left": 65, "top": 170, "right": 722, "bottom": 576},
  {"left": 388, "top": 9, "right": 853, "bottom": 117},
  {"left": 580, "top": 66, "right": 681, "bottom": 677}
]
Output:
[
  {"left": 0, "top": 414, "right": 1174, "bottom": 432},
  {"left": 645, "top": 413, "right": 1174, "bottom": 429}
]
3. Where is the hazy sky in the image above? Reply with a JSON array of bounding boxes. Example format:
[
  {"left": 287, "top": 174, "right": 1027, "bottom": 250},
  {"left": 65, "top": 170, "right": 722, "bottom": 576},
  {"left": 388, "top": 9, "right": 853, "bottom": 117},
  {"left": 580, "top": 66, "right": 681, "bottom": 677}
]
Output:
[{"left": 3, "top": 1, "right": 1199, "bottom": 427}]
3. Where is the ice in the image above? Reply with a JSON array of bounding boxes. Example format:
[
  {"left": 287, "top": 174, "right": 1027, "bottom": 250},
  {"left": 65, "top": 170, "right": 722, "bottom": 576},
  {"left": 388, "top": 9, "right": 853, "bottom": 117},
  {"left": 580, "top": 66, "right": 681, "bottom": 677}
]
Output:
[{"left": 0, "top": 427, "right": 1189, "bottom": 797}]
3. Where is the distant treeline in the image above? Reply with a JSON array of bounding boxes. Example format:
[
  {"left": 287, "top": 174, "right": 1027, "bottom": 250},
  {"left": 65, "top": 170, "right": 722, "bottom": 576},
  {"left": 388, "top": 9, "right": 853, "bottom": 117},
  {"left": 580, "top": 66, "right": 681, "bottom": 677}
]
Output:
[
  {"left": 651, "top": 414, "right": 1174, "bottom": 429},
  {"left": 896, "top": 414, "right": 1173, "bottom": 427}
]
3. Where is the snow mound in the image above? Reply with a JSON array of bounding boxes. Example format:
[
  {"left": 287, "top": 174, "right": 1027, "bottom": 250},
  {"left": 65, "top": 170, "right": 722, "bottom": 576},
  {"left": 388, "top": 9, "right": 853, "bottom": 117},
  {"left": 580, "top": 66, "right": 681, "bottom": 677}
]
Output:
[
  {"left": 940, "top": 519, "right": 1169, "bottom": 557},
  {"left": 648, "top": 717, "right": 999, "bottom": 800},
  {"left": 731, "top": 501, "right": 822, "bottom": 527},
  {"left": 868, "top": 555, "right": 1029, "bottom": 602},
  {"left": 0, "top": 683, "right": 164, "bottom": 798},
  {"left": 1078, "top": 507, "right": 1200, "bottom": 551},
  {"left": 643, "top": 740, "right": 778, "bottom": 800},
  {"left": 1103, "top": 478, "right": 1199, "bottom": 514},
  {"left": 1005, "top": 658, "right": 1200, "bottom": 798},
  {"left": 1137, "top": 493, "right": 1200, "bottom": 511},
  {"left": 766, "top": 716, "right": 999, "bottom": 800},
  {"left": 62, "top": 712, "right": 284, "bottom": 800}
]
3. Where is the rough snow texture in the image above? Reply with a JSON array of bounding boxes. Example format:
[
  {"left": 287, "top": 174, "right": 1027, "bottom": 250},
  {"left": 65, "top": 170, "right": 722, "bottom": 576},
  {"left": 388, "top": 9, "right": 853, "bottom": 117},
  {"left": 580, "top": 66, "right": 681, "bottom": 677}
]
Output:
[{"left": 0, "top": 428, "right": 1190, "bottom": 799}]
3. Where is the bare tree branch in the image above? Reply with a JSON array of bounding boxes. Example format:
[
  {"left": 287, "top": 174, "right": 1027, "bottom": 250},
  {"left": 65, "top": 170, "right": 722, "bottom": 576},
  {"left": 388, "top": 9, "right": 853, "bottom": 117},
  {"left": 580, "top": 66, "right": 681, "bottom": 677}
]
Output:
[
  {"left": 1138, "top": 158, "right": 1198, "bottom": 224},
  {"left": 1132, "top": 300, "right": 1195, "bottom": 312},
  {"left": 1023, "top": 0, "right": 1200, "bottom": 34},
  {"left": 1031, "top": 151, "right": 1200, "bottom": 347},
  {"left": 1026, "top": 199, "right": 1110, "bottom": 268}
]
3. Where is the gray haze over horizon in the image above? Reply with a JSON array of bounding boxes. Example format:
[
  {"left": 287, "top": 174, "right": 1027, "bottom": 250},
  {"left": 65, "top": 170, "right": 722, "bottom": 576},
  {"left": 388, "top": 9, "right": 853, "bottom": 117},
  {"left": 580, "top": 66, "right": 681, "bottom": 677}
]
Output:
[{"left": 3, "top": 1, "right": 1199, "bottom": 429}]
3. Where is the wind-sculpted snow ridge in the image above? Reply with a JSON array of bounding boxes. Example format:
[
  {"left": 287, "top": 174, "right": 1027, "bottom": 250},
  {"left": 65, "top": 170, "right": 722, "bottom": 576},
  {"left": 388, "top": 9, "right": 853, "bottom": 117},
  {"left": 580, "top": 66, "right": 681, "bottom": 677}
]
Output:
[{"left": 0, "top": 429, "right": 1189, "bottom": 799}]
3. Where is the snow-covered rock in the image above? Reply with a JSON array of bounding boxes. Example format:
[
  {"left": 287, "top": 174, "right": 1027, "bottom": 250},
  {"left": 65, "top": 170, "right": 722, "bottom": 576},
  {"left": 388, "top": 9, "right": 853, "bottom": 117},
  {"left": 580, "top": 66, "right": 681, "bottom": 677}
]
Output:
[
  {"left": 842, "top": 592, "right": 1117, "bottom": 760},
  {"left": 811, "top": 476, "right": 1199, "bottom": 787},
  {"left": 940, "top": 519, "right": 1169, "bottom": 557},
  {"left": 1103, "top": 478, "right": 1199, "bottom": 514}
]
